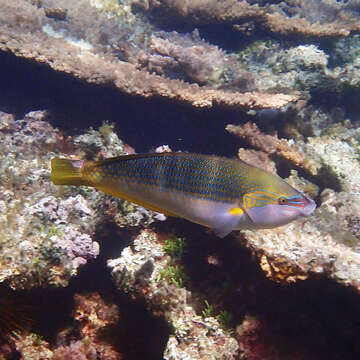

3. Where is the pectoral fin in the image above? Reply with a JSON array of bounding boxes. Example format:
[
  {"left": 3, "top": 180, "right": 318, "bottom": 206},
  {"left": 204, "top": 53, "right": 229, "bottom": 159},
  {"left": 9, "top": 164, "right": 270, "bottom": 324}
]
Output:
[
  {"left": 213, "top": 206, "right": 255, "bottom": 237},
  {"left": 213, "top": 207, "right": 245, "bottom": 238}
]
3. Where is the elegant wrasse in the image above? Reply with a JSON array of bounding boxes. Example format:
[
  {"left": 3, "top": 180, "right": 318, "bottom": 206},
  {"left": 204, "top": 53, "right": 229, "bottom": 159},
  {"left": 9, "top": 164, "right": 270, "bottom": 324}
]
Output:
[{"left": 50, "top": 153, "right": 316, "bottom": 237}]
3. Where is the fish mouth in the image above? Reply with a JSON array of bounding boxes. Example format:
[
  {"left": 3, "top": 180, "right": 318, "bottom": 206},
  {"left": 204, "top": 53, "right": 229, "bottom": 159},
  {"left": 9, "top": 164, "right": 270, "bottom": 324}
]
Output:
[
  {"left": 300, "top": 197, "right": 317, "bottom": 216},
  {"left": 283, "top": 194, "right": 317, "bottom": 217},
  {"left": 242, "top": 195, "right": 317, "bottom": 229}
]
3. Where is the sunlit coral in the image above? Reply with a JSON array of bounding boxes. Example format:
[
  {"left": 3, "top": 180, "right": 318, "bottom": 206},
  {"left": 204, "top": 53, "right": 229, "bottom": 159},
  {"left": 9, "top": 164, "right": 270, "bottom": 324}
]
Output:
[{"left": 260, "top": 255, "right": 308, "bottom": 284}]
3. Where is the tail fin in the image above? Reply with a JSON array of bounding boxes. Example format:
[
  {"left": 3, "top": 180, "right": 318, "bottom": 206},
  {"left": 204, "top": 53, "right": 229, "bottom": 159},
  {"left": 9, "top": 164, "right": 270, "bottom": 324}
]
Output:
[{"left": 51, "top": 158, "right": 88, "bottom": 186}]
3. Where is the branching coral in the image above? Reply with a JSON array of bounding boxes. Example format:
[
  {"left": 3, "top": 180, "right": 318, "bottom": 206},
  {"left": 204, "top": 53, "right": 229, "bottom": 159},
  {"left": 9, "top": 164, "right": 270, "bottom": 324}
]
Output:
[
  {"left": 227, "top": 120, "right": 360, "bottom": 194},
  {"left": 226, "top": 122, "right": 322, "bottom": 179}
]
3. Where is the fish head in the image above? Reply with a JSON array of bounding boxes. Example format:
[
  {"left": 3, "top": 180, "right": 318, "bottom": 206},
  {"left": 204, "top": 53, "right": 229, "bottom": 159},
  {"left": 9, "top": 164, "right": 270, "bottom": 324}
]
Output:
[{"left": 242, "top": 180, "right": 316, "bottom": 229}]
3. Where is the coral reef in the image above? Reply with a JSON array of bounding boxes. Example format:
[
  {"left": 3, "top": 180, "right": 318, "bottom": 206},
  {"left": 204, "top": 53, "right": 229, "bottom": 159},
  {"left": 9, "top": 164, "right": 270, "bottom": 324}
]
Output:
[
  {"left": 138, "top": 0, "right": 360, "bottom": 38},
  {"left": 0, "top": 110, "right": 100, "bottom": 289},
  {"left": 1, "top": 0, "right": 360, "bottom": 112},
  {"left": 15, "top": 333, "right": 54, "bottom": 360},
  {"left": 239, "top": 188, "right": 360, "bottom": 290},
  {"left": 226, "top": 121, "right": 358, "bottom": 187},
  {"left": 227, "top": 120, "right": 360, "bottom": 291},
  {"left": 52, "top": 292, "right": 121, "bottom": 359},
  {"left": 134, "top": 0, "right": 263, "bottom": 26},
  {"left": 12, "top": 292, "right": 123, "bottom": 359},
  {"left": 108, "top": 230, "right": 239, "bottom": 359},
  {"left": 226, "top": 122, "right": 319, "bottom": 179},
  {"left": 0, "top": 110, "right": 162, "bottom": 290},
  {"left": 138, "top": 30, "right": 255, "bottom": 90},
  {"left": 237, "top": 41, "right": 332, "bottom": 94},
  {"left": 236, "top": 36, "right": 360, "bottom": 97},
  {"left": 0, "top": 0, "right": 360, "bottom": 358},
  {"left": 236, "top": 315, "right": 278, "bottom": 360},
  {"left": 0, "top": 0, "right": 298, "bottom": 110},
  {"left": 237, "top": 148, "right": 276, "bottom": 173}
]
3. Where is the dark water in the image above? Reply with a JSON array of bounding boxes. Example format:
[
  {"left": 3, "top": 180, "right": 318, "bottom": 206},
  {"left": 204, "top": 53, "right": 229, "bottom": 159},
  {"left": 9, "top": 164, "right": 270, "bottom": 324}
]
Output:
[{"left": 0, "top": 51, "right": 244, "bottom": 157}]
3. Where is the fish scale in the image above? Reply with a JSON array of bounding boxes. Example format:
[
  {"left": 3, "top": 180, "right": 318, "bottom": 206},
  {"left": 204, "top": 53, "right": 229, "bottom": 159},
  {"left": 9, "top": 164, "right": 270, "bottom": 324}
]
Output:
[{"left": 93, "top": 153, "right": 247, "bottom": 203}]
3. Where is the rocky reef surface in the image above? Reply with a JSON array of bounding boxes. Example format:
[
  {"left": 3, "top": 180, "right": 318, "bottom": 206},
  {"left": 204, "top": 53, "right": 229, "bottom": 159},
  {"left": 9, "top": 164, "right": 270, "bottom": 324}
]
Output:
[
  {"left": 0, "top": 0, "right": 360, "bottom": 359},
  {"left": 0, "top": 110, "right": 162, "bottom": 291}
]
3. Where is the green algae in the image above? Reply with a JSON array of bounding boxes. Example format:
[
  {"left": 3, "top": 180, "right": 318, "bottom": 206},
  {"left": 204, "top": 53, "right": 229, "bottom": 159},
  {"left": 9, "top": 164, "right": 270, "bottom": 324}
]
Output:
[
  {"left": 163, "top": 237, "right": 186, "bottom": 260},
  {"left": 158, "top": 264, "right": 188, "bottom": 288}
]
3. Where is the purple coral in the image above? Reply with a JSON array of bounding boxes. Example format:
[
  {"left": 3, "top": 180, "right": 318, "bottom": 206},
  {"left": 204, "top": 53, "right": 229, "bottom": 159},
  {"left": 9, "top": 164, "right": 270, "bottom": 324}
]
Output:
[{"left": 49, "top": 228, "right": 99, "bottom": 268}]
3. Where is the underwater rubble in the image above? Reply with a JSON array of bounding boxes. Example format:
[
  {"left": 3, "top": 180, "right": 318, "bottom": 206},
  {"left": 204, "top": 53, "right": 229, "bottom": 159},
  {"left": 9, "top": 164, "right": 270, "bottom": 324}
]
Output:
[{"left": 0, "top": 0, "right": 360, "bottom": 359}]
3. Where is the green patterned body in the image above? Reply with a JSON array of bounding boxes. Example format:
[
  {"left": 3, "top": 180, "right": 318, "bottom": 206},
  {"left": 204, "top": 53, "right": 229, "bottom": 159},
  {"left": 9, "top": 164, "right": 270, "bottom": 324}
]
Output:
[
  {"left": 86, "top": 152, "right": 265, "bottom": 203},
  {"left": 51, "top": 152, "right": 314, "bottom": 237}
]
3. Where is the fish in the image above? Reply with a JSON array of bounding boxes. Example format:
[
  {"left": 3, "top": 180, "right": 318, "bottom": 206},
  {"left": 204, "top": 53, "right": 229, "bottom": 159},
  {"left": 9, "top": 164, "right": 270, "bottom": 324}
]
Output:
[{"left": 50, "top": 152, "right": 316, "bottom": 237}]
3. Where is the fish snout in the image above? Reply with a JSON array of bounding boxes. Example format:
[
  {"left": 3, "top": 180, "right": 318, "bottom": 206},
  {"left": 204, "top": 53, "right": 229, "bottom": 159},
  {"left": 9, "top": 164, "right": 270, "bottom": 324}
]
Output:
[
  {"left": 284, "top": 194, "right": 316, "bottom": 217},
  {"left": 245, "top": 195, "right": 316, "bottom": 229},
  {"left": 299, "top": 196, "right": 317, "bottom": 216}
]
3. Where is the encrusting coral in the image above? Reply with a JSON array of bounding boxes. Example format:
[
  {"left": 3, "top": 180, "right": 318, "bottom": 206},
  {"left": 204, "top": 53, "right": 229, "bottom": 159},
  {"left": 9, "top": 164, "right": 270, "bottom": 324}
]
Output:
[
  {"left": 239, "top": 188, "right": 360, "bottom": 290},
  {"left": 52, "top": 292, "right": 121, "bottom": 359},
  {"left": 0, "top": 110, "right": 100, "bottom": 289}
]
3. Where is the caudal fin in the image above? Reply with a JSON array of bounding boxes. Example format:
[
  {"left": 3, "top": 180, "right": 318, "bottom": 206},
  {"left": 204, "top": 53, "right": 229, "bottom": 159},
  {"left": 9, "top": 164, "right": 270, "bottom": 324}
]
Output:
[{"left": 51, "top": 158, "right": 88, "bottom": 186}]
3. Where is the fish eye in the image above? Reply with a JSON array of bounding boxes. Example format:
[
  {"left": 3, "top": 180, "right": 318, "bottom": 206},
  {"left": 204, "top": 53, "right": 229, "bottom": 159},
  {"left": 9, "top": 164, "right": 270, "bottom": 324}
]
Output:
[{"left": 278, "top": 197, "right": 288, "bottom": 205}]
